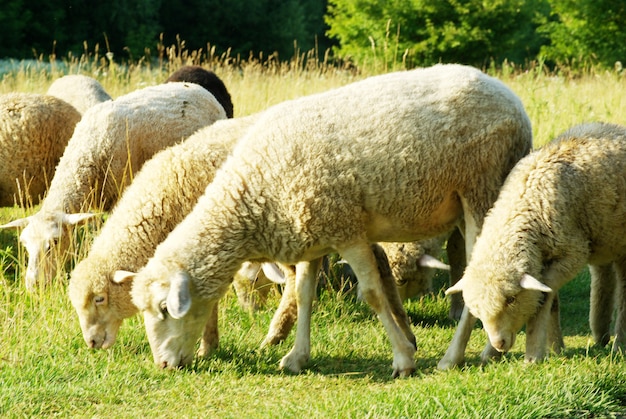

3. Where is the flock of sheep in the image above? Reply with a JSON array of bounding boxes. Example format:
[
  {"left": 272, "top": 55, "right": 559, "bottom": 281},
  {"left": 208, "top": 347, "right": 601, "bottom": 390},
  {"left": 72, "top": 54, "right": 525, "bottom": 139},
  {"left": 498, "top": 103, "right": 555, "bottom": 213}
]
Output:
[{"left": 1, "top": 63, "right": 624, "bottom": 377}]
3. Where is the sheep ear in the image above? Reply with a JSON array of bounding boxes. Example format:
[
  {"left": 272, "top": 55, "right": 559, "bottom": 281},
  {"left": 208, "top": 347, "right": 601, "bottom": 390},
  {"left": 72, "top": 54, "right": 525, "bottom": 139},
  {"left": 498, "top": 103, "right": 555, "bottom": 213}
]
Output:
[
  {"left": 112, "top": 270, "right": 136, "bottom": 284},
  {"left": 0, "top": 217, "right": 31, "bottom": 229},
  {"left": 520, "top": 274, "right": 552, "bottom": 293},
  {"left": 62, "top": 212, "right": 99, "bottom": 225},
  {"left": 261, "top": 262, "right": 286, "bottom": 284},
  {"left": 417, "top": 254, "right": 451, "bottom": 271},
  {"left": 166, "top": 271, "right": 192, "bottom": 319},
  {"left": 445, "top": 276, "right": 468, "bottom": 295}
]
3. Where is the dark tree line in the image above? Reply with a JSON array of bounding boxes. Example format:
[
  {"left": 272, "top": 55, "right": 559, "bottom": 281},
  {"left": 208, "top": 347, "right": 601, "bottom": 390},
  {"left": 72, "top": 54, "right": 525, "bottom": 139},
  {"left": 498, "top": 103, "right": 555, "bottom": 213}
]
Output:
[{"left": 0, "top": 0, "right": 331, "bottom": 61}]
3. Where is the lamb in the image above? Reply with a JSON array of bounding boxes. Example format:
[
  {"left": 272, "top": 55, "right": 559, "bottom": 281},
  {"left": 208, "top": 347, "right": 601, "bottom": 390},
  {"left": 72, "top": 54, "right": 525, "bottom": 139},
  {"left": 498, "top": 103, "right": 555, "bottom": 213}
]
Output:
[
  {"left": 68, "top": 114, "right": 258, "bottom": 351},
  {"left": 122, "top": 64, "right": 533, "bottom": 377},
  {"left": 1, "top": 82, "right": 227, "bottom": 290},
  {"left": 166, "top": 66, "right": 234, "bottom": 118},
  {"left": 445, "top": 122, "right": 626, "bottom": 366},
  {"left": 46, "top": 74, "right": 112, "bottom": 115},
  {"left": 0, "top": 92, "right": 82, "bottom": 206}
]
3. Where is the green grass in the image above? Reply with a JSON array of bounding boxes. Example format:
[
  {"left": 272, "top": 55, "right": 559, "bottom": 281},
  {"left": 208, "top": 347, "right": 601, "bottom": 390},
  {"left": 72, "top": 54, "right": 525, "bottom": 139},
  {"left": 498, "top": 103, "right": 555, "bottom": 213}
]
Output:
[
  {"left": 2, "top": 53, "right": 626, "bottom": 417},
  {"left": 0, "top": 269, "right": 624, "bottom": 418}
]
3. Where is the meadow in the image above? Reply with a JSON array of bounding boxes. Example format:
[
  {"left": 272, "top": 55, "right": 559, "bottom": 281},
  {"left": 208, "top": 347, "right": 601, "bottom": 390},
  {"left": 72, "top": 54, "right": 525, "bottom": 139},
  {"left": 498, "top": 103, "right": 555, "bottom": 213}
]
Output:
[{"left": 1, "top": 50, "right": 626, "bottom": 418}]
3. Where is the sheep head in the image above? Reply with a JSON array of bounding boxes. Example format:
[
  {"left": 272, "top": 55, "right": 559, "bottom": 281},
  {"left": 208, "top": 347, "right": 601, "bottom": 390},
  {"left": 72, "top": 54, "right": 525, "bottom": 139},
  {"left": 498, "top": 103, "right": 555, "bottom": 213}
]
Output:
[
  {"left": 126, "top": 266, "right": 215, "bottom": 369},
  {"left": 446, "top": 271, "right": 552, "bottom": 353},
  {"left": 1, "top": 212, "right": 97, "bottom": 290},
  {"left": 68, "top": 258, "right": 137, "bottom": 349}
]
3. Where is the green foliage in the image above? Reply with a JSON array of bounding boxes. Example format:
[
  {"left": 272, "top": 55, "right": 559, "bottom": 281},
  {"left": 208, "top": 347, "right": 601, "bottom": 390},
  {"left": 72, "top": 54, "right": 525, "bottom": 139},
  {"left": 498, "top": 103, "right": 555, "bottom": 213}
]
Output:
[
  {"left": 325, "top": 0, "right": 550, "bottom": 69},
  {"left": 0, "top": 0, "right": 30, "bottom": 58},
  {"left": 538, "top": 0, "right": 626, "bottom": 68}
]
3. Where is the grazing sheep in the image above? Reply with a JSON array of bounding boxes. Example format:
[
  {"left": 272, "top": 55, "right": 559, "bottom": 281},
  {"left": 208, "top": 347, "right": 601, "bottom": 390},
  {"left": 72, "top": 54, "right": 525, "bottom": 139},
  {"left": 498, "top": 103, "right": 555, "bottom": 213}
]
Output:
[
  {"left": 123, "top": 64, "right": 532, "bottom": 377},
  {"left": 46, "top": 74, "right": 112, "bottom": 114},
  {"left": 2, "top": 82, "right": 227, "bottom": 290},
  {"left": 68, "top": 115, "right": 257, "bottom": 351},
  {"left": 379, "top": 229, "right": 466, "bottom": 320},
  {"left": 166, "top": 66, "right": 234, "bottom": 118},
  {"left": 0, "top": 92, "right": 82, "bottom": 206},
  {"left": 445, "top": 122, "right": 626, "bottom": 365}
]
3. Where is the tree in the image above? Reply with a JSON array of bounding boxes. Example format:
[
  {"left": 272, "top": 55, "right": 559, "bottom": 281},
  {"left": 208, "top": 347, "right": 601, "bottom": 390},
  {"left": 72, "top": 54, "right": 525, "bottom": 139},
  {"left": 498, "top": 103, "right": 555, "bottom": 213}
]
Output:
[
  {"left": 158, "top": 0, "right": 327, "bottom": 59},
  {"left": 538, "top": 0, "right": 626, "bottom": 68},
  {"left": 325, "top": 0, "right": 550, "bottom": 69},
  {"left": 0, "top": 0, "right": 30, "bottom": 58}
]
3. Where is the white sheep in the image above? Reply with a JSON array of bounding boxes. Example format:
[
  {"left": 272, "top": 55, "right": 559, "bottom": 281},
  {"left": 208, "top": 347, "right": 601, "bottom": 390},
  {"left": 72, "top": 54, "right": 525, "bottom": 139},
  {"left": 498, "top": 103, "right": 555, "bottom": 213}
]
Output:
[
  {"left": 68, "top": 114, "right": 258, "bottom": 352},
  {"left": 2, "top": 82, "right": 227, "bottom": 290},
  {"left": 0, "top": 92, "right": 82, "bottom": 207},
  {"left": 122, "top": 64, "right": 533, "bottom": 377},
  {"left": 445, "top": 122, "right": 626, "bottom": 366},
  {"left": 46, "top": 74, "right": 112, "bottom": 115}
]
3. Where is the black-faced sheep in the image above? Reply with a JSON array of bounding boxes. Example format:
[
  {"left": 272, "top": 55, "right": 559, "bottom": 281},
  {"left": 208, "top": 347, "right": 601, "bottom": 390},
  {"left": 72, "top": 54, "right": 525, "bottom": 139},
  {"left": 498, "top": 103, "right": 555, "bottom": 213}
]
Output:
[
  {"left": 122, "top": 64, "right": 533, "bottom": 377},
  {"left": 2, "top": 82, "right": 227, "bottom": 290},
  {"left": 166, "top": 65, "right": 234, "bottom": 118},
  {"left": 446, "top": 122, "right": 626, "bottom": 364},
  {"left": 0, "top": 92, "right": 82, "bottom": 207}
]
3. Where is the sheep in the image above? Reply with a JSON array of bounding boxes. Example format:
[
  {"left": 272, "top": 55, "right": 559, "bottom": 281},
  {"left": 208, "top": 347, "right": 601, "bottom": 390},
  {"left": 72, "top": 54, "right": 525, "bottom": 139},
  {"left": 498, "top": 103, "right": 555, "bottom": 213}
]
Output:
[
  {"left": 1, "top": 82, "right": 227, "bottom": 290},
  {"left": 445, "top": 122, "right": 626, "bottom": 366},
  {"left": 0, "top": 92, "right": 82, "bottom": 207},
  {"left": 166, "top": 66, "right": 234, "bottom": 118},
  {"left": 379, "top": 229, "right": 466, "bottom": 320},
  {"left": 46, "top": 74, "right": 112, "bottom": 115},
  {"left": 121, "top": 64, "right": 533, "bottom": 377},
  {"left": 68, "top": 114, "right": 258, "bottom": 351}
]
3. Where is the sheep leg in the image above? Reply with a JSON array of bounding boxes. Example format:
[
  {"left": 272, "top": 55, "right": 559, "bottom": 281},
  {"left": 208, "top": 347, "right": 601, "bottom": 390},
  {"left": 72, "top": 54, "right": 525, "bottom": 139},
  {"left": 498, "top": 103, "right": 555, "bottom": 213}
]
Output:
[
  {"left": 446, "top": 228, "right": 466, "bottom": 321},
  {"left": 547, "top": 292, "right": 564, "bottom": 354},
  {"left": 197, "top": 301, "right": 219, "bottom": 357},
  {"left": 589, "top": 263, "right": 615, "bottom": 347},
  {"left": 261, "top": 265, "right": 297, "bottom": 347},
  {"left": 279, "top": 259, "right": 321, "bottom": 373},
  {"left": 340, "top": 243, "right": 416, "bottom": 378},
  {"left": 371, "top": 243, "right": 417, "bottom": 349},
  {"left": 439, "top": 204, "right": 484, "bottom": 369},
  {"left": 524, "top": 292, "right": 555, "bottom": 362},
  {"left": 438, "top": 305, "right": 477, "bottom": 369},
  {"left": 611, "top": 261, "right": 626, "bottom": 352},
  {"left": 232, "top": 262, "right": 263, "bottom": 312}
]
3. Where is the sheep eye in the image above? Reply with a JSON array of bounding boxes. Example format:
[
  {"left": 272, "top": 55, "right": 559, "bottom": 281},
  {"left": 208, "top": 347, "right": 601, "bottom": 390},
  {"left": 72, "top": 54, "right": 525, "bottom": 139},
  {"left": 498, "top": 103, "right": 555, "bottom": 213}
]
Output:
[
  {"left": 94, "top": 295, "right": 106, "bottom": 305},
  {"left": 505, "top": 296, "right": 516, "bottom": 306},
  {"left": 159, "top": 301, "right": 168, "bottom": 317}
]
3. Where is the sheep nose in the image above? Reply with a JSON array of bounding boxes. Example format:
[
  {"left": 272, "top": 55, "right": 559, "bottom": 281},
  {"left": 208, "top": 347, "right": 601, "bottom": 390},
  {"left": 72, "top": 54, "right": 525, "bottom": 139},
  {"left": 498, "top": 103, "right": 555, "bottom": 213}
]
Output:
[
  {"left": 160, "top": 360, "right": 169, "bottom": 369},
  {"left": 88, "top": 337, "right": 103, "bottom": 349}
]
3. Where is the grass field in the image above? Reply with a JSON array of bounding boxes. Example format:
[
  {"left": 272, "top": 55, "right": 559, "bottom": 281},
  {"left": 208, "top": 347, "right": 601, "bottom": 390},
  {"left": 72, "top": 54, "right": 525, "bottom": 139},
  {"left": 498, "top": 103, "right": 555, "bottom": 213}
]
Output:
[{"left": 1, "top": 53, "right": 626, "bottom": 418}]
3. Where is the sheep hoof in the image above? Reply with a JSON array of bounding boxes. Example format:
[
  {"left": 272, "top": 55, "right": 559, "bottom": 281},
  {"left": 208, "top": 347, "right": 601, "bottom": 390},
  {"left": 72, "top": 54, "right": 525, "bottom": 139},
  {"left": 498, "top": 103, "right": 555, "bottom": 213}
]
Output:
[
  {"left": 279, "top": 351, "right": 308, "bottom": 374},
  {"left": 480, "top": 345, "right": 502, "bottom": 364},
  {"left": 437, "top": 356, "right": 462, "bottom": 370},
  {"left": 392, "top": 367, "right": 415, "bottom": 379}
]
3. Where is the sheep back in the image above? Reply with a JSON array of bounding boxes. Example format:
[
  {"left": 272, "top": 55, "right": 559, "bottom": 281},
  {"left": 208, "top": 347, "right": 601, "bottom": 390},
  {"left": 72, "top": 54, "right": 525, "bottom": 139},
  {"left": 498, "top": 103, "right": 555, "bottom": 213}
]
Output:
[
  {"left": 0, "top": 92, "right": 81, "bottom": 206},
  {"left": 46, "top": 75, "right": 112, "bottom": 115},
  {"left": 42, "top": 81, "right": 227, "bottom": 213}
]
